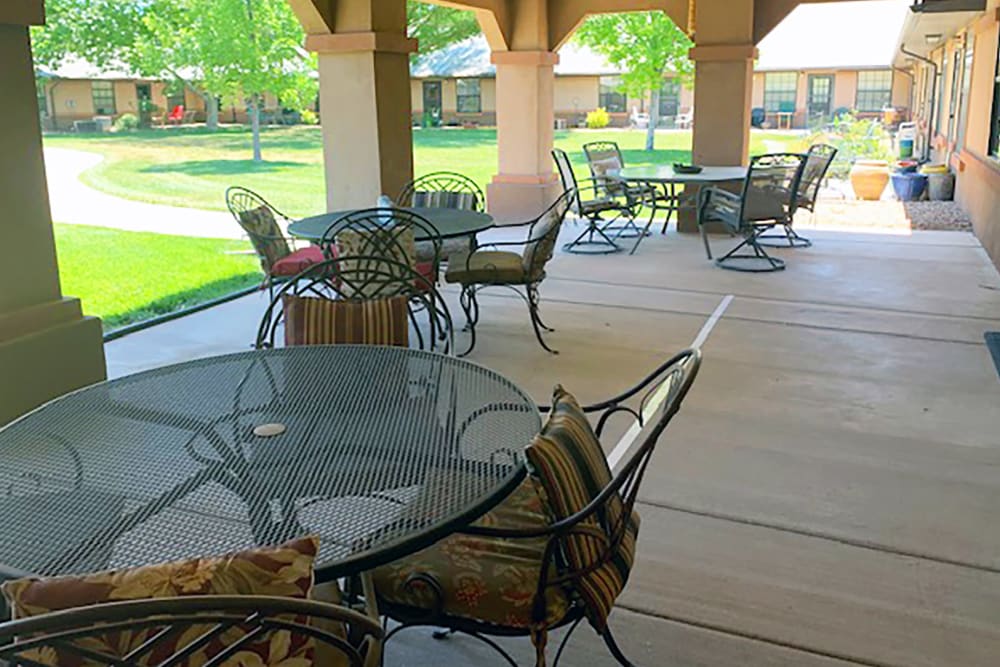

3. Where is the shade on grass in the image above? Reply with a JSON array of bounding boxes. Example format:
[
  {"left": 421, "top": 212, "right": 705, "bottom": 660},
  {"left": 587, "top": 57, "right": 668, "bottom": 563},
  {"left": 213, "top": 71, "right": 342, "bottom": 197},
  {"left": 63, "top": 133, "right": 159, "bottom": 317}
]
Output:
[
  {"left": 45, "top": 126, "right": 807, "bottom": 220},
  {"left": 54, "top": 224, "right": 261, "bottom": 331}
]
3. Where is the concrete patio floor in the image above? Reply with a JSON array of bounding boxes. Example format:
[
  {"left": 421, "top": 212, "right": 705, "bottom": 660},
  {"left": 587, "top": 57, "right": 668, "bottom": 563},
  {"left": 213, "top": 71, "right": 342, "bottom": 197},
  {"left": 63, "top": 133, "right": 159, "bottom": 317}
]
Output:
[{"left": 105, "top": 223, "right": 1000, "bottom": 666}]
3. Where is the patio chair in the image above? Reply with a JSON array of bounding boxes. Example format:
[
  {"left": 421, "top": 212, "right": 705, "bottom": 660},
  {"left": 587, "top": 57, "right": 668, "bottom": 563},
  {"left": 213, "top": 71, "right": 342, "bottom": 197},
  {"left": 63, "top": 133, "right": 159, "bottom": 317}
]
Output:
[
  {"left": 225, "top": 186, "right": 323, "bottom": 298},
  {"left": 758, "top": 144, "right": 838, "bottom": 248},
  {"left": 398, "top": 171, "right": 486, "bottom": 261},
  {"left": 552, "top": 148, "right": 633, "bottom": 255},
  {"left": 444, "top": 189, "right": 574, "bottom": 355},
  {"left": 0, "top": 595, "right": 382, "bottom": 667},
  {"left": 583, "top": 140, "right": 665, "bottom": 239},
  {"left": 319, "top": 207, "right": 443, "bottom": 295},
  {"left": 370, "top": 348, "right": 702, "bottom": 667},
  {"left": 675, "top": 107, "right": 693, "bottom": 129},
  {"left": 698, "top": 152, "right": 807, "bottom": 272},
  {"left": 167, "top": 104, "right": 184, "bottom": 125},
  {"left": 255, "top": 256, "right": 454, "bottom": 354}
]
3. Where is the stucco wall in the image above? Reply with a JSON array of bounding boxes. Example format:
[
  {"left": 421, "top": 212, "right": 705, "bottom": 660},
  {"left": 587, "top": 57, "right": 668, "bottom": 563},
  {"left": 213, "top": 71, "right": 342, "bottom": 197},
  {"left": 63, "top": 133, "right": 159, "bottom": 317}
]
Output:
[{"left": 554, "top": 75, "right": 599, "bottom": 115}]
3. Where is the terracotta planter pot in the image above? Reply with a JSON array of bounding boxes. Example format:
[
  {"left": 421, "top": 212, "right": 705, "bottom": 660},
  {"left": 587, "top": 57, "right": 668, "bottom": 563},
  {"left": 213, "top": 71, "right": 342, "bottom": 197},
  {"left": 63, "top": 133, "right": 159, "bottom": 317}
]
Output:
[{"left": 850, "top": 160, "right": 890, "bottom": 201}]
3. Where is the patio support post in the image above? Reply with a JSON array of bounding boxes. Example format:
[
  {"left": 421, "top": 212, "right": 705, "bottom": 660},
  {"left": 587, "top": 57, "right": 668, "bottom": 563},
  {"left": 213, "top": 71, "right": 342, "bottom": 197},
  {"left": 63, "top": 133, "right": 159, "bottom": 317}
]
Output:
[
  {"left": 487, "top": 50, "right": 561, "bottom": 221},
  {"left": 0, "top": 3, "right": 106, "bottom": 426},
  {"left": 679, "top": 0, "right": 758, "bottom": 232},
  {"left": 300, "top": 0, "right": 416, "bottom": 209}
]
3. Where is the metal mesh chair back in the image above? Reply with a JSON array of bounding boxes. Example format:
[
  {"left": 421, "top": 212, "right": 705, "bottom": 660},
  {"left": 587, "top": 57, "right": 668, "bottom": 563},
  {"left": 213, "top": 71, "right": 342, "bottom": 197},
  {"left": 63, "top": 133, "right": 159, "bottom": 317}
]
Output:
[
  {"left": 521, "top": 189, "right": 574, "bottom": 281},
  {"left": 740, "top": 153, "right": 808, "bottom": 224},
  {"left": 398, "top": 172, "right": 485, "bottom": 212},
  {"left": 225, "top": 186, "right": 292, "bottom": 271},
  {"left": 256, "top": 256, "right": 454, "bottom": 353},
  {"left": 0, "top": 595, "right": 382, "bottom": 667},
  {"left": 551, "top": 149, "right": 585, "bottom": 215},
  {"left": 797, "top": 144, "right": 838, "bottom": 212}
]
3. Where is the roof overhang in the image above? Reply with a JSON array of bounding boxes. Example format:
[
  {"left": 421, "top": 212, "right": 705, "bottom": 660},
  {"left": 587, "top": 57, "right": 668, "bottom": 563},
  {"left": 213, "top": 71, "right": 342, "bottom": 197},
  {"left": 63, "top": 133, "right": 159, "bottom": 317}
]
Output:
[{"left": 894, "top": 0, "right": 986, "bottom": 66}]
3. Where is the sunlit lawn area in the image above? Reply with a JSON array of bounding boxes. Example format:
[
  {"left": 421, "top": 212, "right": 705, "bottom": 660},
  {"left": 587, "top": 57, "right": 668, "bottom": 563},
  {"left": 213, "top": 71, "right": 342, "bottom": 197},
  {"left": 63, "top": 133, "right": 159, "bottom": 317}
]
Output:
[
  {"left": 55, "top": 224, "right": 260, "bottom": 330},
  {"left": 44, "top": 126, "right": 806, "bottom": 218}
]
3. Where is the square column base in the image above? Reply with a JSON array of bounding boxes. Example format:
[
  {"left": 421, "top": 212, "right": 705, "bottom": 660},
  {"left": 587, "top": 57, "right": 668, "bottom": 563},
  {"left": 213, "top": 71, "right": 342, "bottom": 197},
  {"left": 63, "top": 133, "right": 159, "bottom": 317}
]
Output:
[{"left": 487, "top": 176, "right": 562, "bottom": 224}]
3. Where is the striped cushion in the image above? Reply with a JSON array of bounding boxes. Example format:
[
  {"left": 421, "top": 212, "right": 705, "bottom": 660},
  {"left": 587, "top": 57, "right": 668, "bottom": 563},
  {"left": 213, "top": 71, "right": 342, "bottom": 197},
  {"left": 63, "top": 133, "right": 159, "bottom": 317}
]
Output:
[
  {"left": 525, "top": 386, "right": 639, "bottom": 631},
  {"left": 411, "top": 190, "right": 480, "bottom": 211},
  {"left": 282, "top": 294, "right": 409, "bottom": 347}
]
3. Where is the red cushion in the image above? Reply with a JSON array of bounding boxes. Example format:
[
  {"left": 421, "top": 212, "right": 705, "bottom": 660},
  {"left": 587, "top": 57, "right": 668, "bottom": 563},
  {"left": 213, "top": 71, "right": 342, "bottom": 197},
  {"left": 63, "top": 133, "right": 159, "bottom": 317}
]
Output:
[
  {"left": 415, "top": 261, "right": 437, "bottom": 291},
  {"left": 271, "top": 245, "right": 325, "bottom": 277}
]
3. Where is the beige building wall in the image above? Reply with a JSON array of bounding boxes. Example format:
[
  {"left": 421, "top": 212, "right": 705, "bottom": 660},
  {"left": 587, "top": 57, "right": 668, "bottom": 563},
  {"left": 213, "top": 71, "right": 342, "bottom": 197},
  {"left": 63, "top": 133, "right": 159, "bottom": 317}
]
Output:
[
  {"left": 833, "top": 71, "right": 857, "bottom": 110},
  {"left": 751, "top": 73, "right": 764, "bottom": 108},
  {"left": 554, "top": 75, "right": 599, "bottom": 116}
]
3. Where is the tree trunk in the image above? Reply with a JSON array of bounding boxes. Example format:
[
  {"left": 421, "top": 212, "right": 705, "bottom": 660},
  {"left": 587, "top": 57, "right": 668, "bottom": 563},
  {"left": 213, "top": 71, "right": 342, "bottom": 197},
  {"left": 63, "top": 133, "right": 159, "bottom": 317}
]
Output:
[
  {"left": 646, "top": 88, "right": 661, "bottom": 151},
  {"left": 205, "top": 95, "right": 219, "bottom": 130},
  {"left": 250, "top": 95, "right": 262, "bottom": 162}
]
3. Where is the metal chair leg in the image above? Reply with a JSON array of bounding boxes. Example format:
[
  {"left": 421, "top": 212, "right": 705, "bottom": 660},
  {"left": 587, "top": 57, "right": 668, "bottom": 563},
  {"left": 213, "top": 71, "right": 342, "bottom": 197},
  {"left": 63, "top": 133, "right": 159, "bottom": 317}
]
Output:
[
  {"left": 527, "top": 286, "right": 558, "bottom": 354},
  {"left": 458, "top": 286, "right": 478, "bottom": 357},
  {"left": 602, "top": 626, "right": 639, "bottom": 667}
]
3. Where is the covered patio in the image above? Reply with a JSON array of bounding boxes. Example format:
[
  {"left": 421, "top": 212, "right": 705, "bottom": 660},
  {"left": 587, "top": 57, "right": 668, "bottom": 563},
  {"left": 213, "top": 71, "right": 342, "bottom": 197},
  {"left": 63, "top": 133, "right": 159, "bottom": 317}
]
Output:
[
  {"left": 102, "top": 222, "right": 1000, "bottom": 666},
  {"left": 4, "top": 0, "right": 1000, "bottom": 665}
]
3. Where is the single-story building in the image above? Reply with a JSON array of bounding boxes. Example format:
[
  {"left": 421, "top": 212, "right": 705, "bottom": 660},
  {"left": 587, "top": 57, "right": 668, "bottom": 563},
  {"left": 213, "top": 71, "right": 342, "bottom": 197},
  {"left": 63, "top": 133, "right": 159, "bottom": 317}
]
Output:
[
  {"left": 411, "top": 0, "right": 914, "bottom": 130},
  {"left": 35, "top": 59, "right": 286, "bottom": 131},
  {"left": 895, "top": 0, "right": 1000, "bottom": 269}
]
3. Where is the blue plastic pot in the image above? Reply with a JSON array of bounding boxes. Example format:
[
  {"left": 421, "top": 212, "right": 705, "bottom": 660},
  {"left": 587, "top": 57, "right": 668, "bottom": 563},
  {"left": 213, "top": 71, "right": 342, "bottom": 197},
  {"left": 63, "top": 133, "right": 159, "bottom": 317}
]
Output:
[{"left": 891, "top": 172, "right": 928, "bottom": 201}]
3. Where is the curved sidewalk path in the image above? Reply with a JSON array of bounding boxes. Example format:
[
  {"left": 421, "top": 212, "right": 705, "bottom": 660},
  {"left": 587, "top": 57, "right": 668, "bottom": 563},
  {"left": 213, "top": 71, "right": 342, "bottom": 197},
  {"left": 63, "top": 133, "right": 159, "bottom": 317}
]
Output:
[{"left": 44, "top": 147, "right": 241, "bottom": 239}]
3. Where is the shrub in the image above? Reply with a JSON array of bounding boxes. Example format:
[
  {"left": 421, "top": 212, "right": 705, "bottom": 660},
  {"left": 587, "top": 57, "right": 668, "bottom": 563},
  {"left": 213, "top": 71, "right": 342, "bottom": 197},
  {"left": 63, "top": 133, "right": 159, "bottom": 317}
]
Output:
[
  {"left": 300, "top": 109, "right": 319, "bottom": 125},
  {"left": 113, "top": 113, "right": 140, "bottom": 132},
  {"left": 807, "top": 110, "right": 893, "bottom": 179},
  {"left": 586, "top": 107, "right": 610, "bottom": 129}
]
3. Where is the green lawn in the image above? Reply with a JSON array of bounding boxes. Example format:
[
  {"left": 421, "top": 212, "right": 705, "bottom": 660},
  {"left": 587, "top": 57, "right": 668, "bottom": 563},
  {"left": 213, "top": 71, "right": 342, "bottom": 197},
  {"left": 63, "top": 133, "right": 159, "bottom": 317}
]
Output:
[
  {"left": 45, "top": 126, "right": 807, "bottom": 218},
  {"left": 54, "top": 224, "right": 260, "bottom": 331}
]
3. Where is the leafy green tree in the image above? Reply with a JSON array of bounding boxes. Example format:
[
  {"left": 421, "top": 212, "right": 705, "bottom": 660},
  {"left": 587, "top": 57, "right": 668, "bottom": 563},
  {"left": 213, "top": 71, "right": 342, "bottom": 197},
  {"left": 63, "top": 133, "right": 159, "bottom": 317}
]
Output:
[
  {"left": 32, "top": 0, "right": 316, "bottom": 161},
  {"left": 406, "top": 1, "right": 481, "bottom": 56},
  {"left": 574, "top": 12, "right": 693, "bottom": 150}
]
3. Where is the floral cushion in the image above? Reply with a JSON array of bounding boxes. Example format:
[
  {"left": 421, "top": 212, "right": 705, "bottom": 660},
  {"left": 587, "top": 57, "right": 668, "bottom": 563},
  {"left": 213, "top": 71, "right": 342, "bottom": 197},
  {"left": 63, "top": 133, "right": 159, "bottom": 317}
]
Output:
[
  {"left": 238, "top": 206, "right": 291, "bottom": 272},
  {"left": 336, "top": 226, "right": 418, "bottom": 298},
  {"left": 282, "top": 294, "right": 409, "bottom": 347},
  {"left": 1, "top": 536, "right": 320, "bottom": 667},
  {"left": 371, "top": 477, "right": 570, "bottom": 629},
  {"left": 526, "top": 387, "right": 639, "bottom": 632}
]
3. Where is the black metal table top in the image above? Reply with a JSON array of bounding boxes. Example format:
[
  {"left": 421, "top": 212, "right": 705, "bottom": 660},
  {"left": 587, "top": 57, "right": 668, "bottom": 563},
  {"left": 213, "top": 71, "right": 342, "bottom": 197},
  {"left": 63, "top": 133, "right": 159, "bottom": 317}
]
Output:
[
  {"left": 0, "top": 346, "right": 538, "bottom": 582},
  {"left": 289, "top": 208, "right": 495, "bottom": 242}
]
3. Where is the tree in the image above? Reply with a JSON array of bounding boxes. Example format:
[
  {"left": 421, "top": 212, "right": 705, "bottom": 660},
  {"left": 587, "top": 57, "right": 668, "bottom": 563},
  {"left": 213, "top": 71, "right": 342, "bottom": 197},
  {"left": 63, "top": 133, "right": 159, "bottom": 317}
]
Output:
[
  {"left": 574, "top": 12, "right": 693, "bottom": 150},
  {"left": 32, "top": 0, "right": 317, "bottom": 161},
  {"left": 406, "top": 2, "right": 481, "bottom": 56}
]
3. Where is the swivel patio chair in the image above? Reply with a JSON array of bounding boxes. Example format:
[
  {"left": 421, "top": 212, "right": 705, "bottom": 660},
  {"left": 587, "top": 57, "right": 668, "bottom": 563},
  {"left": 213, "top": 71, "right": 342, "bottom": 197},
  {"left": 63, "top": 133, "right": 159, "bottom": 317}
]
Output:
[
  {"left": 256, "top": 256, "right": 454, "bottom": 354},
  {"left": 398, "top": 171, "right": 486, "bottom": 261},
  {"left": 758, "top": 144, "right": 838, "bottom": 248},
  {"left": 552, "top": 149, "right": 633, "bottom": 255},
  {"left": 698, "top": 152, "right": 807, "bottom": 272},
  {"left": 444, "top": 189, "right": 574, "bottom": 355},
  {"left": 583, "top": 141, "right": 668, "bottom": 240},
  {"left": 370, "top": 348, "right": 702, "bottom": 667},
  {"left": 0, "top": 595, "right": 382, "bottom": 667},
  {"left": 226, "top": 186, "right": 323, "bottom": 298}
]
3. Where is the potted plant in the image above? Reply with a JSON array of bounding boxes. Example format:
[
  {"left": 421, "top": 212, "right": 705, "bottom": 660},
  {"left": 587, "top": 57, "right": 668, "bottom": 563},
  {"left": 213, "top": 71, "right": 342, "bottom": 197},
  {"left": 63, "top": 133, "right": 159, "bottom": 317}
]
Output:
[{"left": 809, "top": 111, "right": 893, "bottom": 200}]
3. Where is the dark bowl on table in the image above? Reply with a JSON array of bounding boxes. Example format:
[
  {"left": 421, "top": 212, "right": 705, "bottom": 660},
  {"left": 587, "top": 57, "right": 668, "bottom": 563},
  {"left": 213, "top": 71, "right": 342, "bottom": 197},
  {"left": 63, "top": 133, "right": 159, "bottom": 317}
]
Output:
[{"left": 673, "top": 163, "right": 703, "bottom": 174}]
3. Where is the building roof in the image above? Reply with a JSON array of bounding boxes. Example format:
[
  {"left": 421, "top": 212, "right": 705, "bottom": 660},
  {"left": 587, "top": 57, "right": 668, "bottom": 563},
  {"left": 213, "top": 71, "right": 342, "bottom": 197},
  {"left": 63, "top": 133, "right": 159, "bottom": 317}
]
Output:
[
  {"left": 410, "top": 35, "right": 622, "bottom": 78},
  {"left": 755, "top": 0, "right": 911, "bottom": 71}
]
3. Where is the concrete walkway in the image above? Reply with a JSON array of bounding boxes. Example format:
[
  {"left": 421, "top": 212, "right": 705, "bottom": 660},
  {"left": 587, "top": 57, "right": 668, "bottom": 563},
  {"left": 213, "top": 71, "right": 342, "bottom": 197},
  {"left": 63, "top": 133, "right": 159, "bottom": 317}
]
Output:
[
  {"left": 104, "top": 223, "right": 1000, "bottom": 666},
  {"left": 44, "top": 147, "right": 239, "bottom": 239}
]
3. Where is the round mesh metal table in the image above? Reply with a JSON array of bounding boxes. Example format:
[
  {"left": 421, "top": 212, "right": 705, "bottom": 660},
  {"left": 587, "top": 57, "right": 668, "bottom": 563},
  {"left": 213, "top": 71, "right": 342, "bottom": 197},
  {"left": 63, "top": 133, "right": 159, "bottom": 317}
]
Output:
[
  {"left": 289, "top": 208, "right": 494, "bottom": 242},
  {"left": 0, "top": 346, "right": 539, "bottom": 582}
]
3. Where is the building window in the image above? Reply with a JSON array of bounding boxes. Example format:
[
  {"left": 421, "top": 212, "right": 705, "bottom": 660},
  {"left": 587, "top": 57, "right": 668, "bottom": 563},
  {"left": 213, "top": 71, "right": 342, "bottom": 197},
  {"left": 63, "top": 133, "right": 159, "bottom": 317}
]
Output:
[
  {"left": 456, "top": 79, "right": 481, "bottom": 113},
  {"left": 991, "top": 31, "right": 1000, "bottom": 159},
  {"left": 599, "top": 76, "right": 627, "bottom": 113},
  {"left": 659, "top": 79, "right": 681, "bottom": 119},
  {"left": 936, "top": 52, "right": 947, "bottom": 136},
  {"left": 947, "top": 49, "right": 962, "bottom": 138},
  {"left": 763, "top": 72, "right": 797, "bottom": 113},
  {"left": 856, "top": 70, "right": 892, "bottom": 113},
  {"left": 91, "top": 81, "right": 116, "bottom": 115}
]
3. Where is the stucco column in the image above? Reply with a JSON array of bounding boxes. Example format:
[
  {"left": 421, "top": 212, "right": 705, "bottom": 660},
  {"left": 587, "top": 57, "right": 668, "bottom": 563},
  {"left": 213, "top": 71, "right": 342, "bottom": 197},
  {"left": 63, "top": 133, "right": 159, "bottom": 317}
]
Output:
[
  {"left": 306, "top": 31, "right": 417, "bottom": 209},
  {"left": 0, "top": 6, "right": 106, "bottom": 425},
  {"left": 486, "top": 51, "right": 561, "bottom": 222}
]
